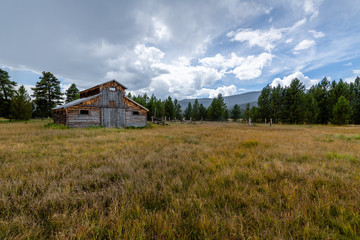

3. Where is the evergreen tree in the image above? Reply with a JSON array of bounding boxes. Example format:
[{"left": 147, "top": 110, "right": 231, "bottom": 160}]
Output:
[
  {"left": 32, "top": 71, "right": 63, "bottom": 118},
  {"left": 164, "top": 96, "right": 175, "bottom": 120},
  {"left": 258, "top": 85, "right": 272, "bottom": 122},
  {"left": 270, "top": 84, "right": 284, "bottom": 123},
  {"left": 146, "top": 94, "right": 157, "bottom": 119},
  {"left": 223, "top": 108, "right": 229, "bottom": 121},
  {"left": 230, "top": 104, "right": 241, "bottom": 122},
  {"left": 332, "top": 96, "right": 352, "bottom": 125},
  {"left": 207, "top": 94, "right": 227, "bottom": 121},
  {"left": 310, "top": 77, "right": 331, "bottom": 124},
  {"left": 329, "top": 79, "right": 350, "bottom": 120},
  {"left": 0, "top": 68, "right": 17, "bottom": 118},
  {"left": 184, "top": 102, "right": 192, "bottom": 120},
  {"left": 10, "top": 85, "right": 33, "bottom": 120},
  {"left": 192, "top": 99, "right": 200, "bottom": 121},
  {"left": 250, "top": 106, "right": 259, "bottom": 122},
  {"left": 199, "top": 103, "right": 207, "bottom": 120},
  {"left": 282, "top": 78, "right": 306, "bottom": 124},
  {"left": 243, "top": 103, "right": 251, "bottom": 122},
  {"left": 173, "top": 99, "right": 182, "bottom": 120},
  {"left": 65, "top": 83, "right": 79, "bottom": 103},
  {"left": 304, "top": 93, "right": 319, "bottom": 124},
  {"left": 350, "top": 77, "right": 360, "bottom": 124}
]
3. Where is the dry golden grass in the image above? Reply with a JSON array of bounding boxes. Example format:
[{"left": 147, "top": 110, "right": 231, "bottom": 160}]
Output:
[{"left": 1, "top": 120, "right": 360, "bottom": 239}]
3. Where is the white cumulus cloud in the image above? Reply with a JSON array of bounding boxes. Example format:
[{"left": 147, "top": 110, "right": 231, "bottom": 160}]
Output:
[
  {"left": 271, "top": 71, "right": 319, "bottom": 88},
  {"left": 194, "top": 85, "right": 238, "bottom": 98},
  {"left": 199, "top": 52, "right": 273, "bottom": 81}
]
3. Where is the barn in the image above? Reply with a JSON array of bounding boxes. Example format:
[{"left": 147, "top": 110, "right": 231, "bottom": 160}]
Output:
[{"left": 52, "top": 80, "right": 148, "bottom": 128}]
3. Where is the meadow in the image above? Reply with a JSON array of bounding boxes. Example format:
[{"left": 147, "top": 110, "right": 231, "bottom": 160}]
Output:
[{"left": 0, "top": 120, "right": 360, "bottom": 239}]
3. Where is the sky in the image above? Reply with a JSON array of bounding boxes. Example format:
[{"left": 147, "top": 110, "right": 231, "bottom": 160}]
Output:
[{"left": 1, "top": 0, "right": 360, "bottom": 100}]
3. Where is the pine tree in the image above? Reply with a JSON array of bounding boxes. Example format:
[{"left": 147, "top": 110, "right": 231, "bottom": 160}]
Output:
[
  {"left": 332, "top": 96, "right": 352, "bottom": 125},
  {"left": 350, "top": 77, "right": 360, "bottom": 124},
  {"left": 243, "top": 103, "right": 251, "bottom": 122},
  {"left": 10, "top": 85, "right": 33, "bottom": 120},
  {"left": 270, "top": 84, "right": 284, "bottom": 123},
  {"left": 230, "top": 104, "right": 241, "bottom": 122},
  {"left": 199, "top": 103, "right": 207, "bottom": 120},
  {"left": 258, "top": 85, "right": 271, "bottom": 122},
  {"left": 65, "top": 83, "right": 79, "bottom": 103},
  {"left": 32, "top": 71, "right": 63, "bottom": 118},
  {"left": 192, "top": 99, "right": 200, "bottom": 121},
  {"left": 311, "top": 77, "right": 331, "bottom": 124},
  {"left": 282, "top": 78, "right": 306, "bottom": 124},
  {"left": 304, "top": 93, "right": 319, "bottom": 124},
  {"left": 0, "top": 68, "right": 17, "bottom": 118},
  {"left": 207, "top": 94, "right": 227, "bottom": 121},
  {"left": 173, "top": 99, "right": 182, "bottom": 120},
  {"left": 164, "top": 96, "right": 175, "bottom": 120},
  {"left": 184, "top": 102, "right": 192, "bottom": 120}
]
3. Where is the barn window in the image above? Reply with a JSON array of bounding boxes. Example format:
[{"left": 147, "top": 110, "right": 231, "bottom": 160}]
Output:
[
  {"left": 133, "top": 111, "right": 139, "bottom": 115},
  {"left": 109, "top": 87, "right": 116, "bottom": 91},
  {"left": 109, "top": 100, "right": 116, "bottom": 107},
  {"left": 80, "top": 110, "right": 89, "bottom": 115}
]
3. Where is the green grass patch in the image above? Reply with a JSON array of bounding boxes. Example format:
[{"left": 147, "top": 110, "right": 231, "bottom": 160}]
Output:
[
  {"left": 327, "top": 152, "right": 359, "bottom": 163},
  {"left": 44, "top": 123, "right": 70, "bottom": 129}
]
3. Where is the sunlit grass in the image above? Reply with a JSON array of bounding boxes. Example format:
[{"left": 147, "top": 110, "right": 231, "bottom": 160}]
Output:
[{"left": 1, "top": 120, "right": 360, "bottom": 239}]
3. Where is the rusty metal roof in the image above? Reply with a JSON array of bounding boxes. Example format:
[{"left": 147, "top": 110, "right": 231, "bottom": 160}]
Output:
[{"left": 53, "top": 94, "right": 100, "bottom": 110}]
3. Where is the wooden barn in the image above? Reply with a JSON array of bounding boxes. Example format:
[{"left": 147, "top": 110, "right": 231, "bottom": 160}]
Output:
[{"left": 52, "top": 80, "right": 148, "bottom": 128}]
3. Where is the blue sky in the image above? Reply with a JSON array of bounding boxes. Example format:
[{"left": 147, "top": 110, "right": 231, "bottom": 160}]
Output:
[{"left": 1, "top": 0, "right": 360, "bottom": 99}]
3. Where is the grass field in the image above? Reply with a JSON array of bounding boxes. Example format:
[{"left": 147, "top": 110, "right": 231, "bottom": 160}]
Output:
[{"left": 1, "top": 120, "right": 360, "bottom": 239}]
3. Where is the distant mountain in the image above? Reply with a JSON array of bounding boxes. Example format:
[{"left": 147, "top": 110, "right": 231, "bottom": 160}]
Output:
[{"left": 178, "top": 91, "right": 261, "bottom": 111}]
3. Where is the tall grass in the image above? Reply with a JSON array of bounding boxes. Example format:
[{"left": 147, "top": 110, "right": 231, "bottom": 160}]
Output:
[{"left": 0, "top": 121, "right": 360, "bottom": 239}]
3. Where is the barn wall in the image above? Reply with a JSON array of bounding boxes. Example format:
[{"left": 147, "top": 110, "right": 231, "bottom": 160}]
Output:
[
  {"left": 125, "top": 110, "right": 147, "bottom": 127},
  {"left": 53, "top": 109, "right": 66, "bottom": 125},
  {"left": 66, "top": 106, "right": 101, "bottom": 128}
]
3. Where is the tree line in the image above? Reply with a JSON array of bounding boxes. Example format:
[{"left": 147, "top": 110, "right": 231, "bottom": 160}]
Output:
[
  {"left": 130, "top": 92, "right": 242, "bottom": 122},
  {"left": 0, "top": 69, "right": 79, "bottom": 120},
  {"left": 255, "top": 77, "right": 360, "bottom": 125}
]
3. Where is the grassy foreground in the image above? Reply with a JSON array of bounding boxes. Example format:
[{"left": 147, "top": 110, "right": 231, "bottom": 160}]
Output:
[{"left": 1, "top": 121, "right": 360, "bottom": 239}]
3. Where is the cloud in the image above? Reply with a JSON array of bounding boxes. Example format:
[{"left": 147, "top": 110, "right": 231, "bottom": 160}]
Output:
[
  {"left": 227, "top": 28, "right": 283, "bottom": 51},
  {"left": 231, "top": 53, "right": 273, "bottom": 80},
  {"left": 309, "top": 30, "right": 325, "bottom": 38},
  {"left": 227, "top": 17, "right": 306, "bottom": 52},
  {"left": 353, "top": 70, "right": 360, "bottom": 74},
  {"left": 303, "top": 0, "right": 323, "bottom": 18},
  {"left": 293, "top": 39, "right": 316, "bottom": 52},
  {"left": 199, "top": 52, "right": 272, "bottom": 81},
  {"left": 194, "top": 85, "right": 238, "bottom": 98},
  {"left": 271, "top": 71, "right": 319, "bottom": 88}
]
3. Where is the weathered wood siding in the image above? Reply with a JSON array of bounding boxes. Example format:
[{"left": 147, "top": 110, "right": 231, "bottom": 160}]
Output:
[
  {"left": 65, "top": 96, "right": 101, "bottom": 128},
  {"left": 66, "top": 106, "right": 101, "bottom": 127},
  {"left": 123, "top": 96, "right": 147, "bottom": 127},
  {"left": 100, "top": 82, "right": 125, "bottom": 127},
  {"left": 101, "top": 108, "right": 125, "bottom": 128},
  {"left": 53, "top": 109, "right": 66, "bottom": 125},
  {"left": 125, "top": 110, "right": 147, "bottom": 127}
]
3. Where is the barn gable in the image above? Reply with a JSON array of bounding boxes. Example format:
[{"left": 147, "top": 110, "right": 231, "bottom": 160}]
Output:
[{"left": 53, "top": 80, "right": 148, "bottom": 128}]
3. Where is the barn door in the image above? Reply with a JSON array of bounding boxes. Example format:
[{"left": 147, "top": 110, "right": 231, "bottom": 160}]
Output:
[{"left": 101, "top": 108, "right": 125, "bottom": 128}]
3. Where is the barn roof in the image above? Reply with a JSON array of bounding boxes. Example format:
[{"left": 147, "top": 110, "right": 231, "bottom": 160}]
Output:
[
  {"left": 79, "top": 80, "right": 127, "bottom": 94},
  {"left": 124, "top": 96, "right": 149, "bottom": 111},
  {"left": 53, "top": 94, "right": 100, "bottom": 110}
]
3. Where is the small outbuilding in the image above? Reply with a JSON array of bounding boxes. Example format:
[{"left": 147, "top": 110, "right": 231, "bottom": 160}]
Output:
[{"left": 53, "top": 80, "right": 148, "bottom": 128}]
